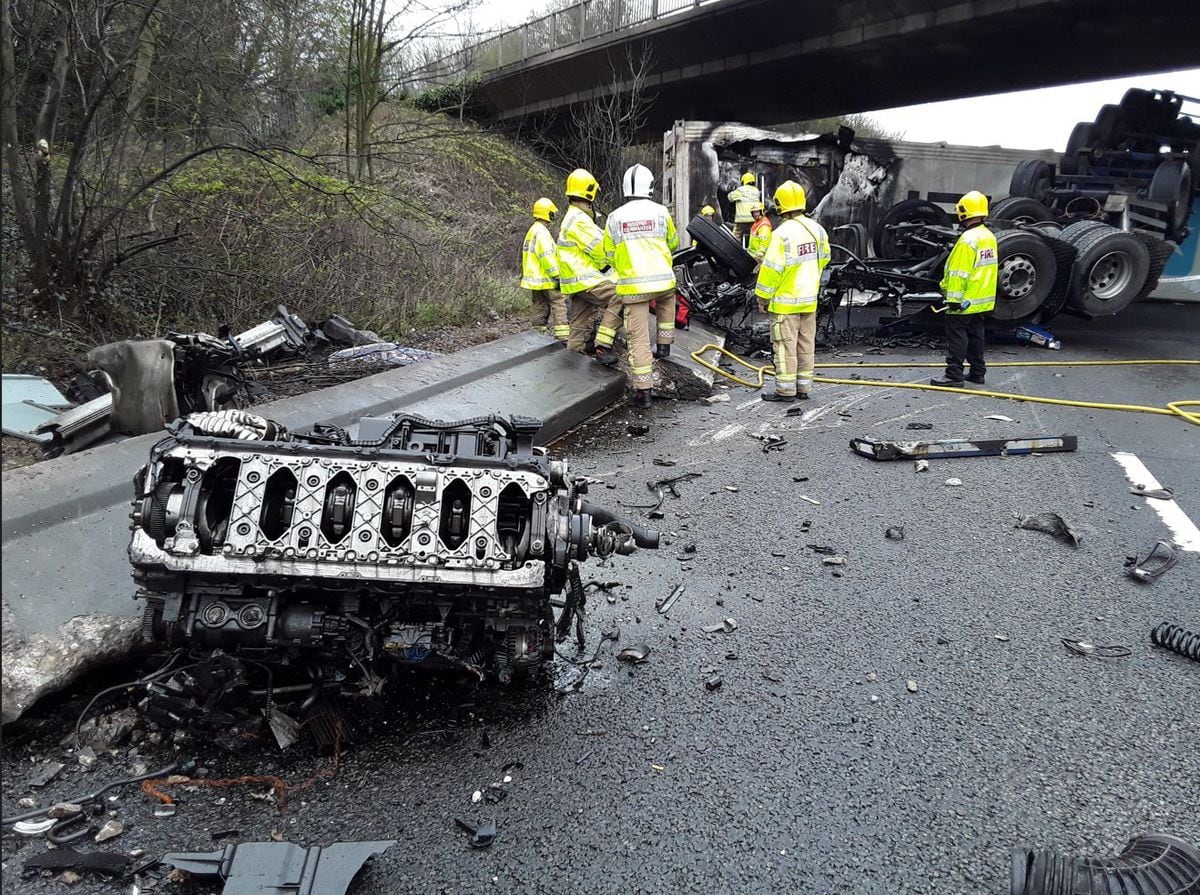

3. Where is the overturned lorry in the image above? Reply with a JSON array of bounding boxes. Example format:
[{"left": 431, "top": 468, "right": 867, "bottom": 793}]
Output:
[{"left": 127, "top": 411, "right": 658, "bottom": 734}]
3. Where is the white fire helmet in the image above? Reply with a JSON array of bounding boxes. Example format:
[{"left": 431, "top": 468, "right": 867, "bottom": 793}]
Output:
[{"left": 622, "top": 164, "right": 654, "bottom": 199}]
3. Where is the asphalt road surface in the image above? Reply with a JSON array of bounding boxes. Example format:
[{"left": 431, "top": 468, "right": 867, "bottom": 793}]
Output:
[{"left": 3, "top": 302, "right": 1198, "bottom": 894}]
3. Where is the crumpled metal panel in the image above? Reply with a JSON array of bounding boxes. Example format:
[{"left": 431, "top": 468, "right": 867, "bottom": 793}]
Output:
[{"left": 86, "top": 339, "right": 178, "bottom": 435}]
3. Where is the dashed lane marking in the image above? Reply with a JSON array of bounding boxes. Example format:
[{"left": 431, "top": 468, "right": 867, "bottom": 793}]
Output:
[{"left": 1111, "top": 451, "right": 1200, "bottom": 552}]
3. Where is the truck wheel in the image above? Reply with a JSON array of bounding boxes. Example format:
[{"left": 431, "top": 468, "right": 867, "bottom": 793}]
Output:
[
  {"left": 1092, "top": 104, "right": 1126, "bottom": 149},
  {"left": 871, "top": 198, "right": 950, "bottom": 260},
  {"left": 685, "top": 215, "right": 756, "bottom": 279},
  {"left": 1148, "top": 159, "right": 1194, "bottom": 240},
  {"left": 1060, "top": 123, "right": 1097, "bottom": 176},
  {"left": 991, "top": 197, "right": 1056, "bottom": 224},
  {"left": 1119, "top": 88, "right": 1154, "bottom": 132},
  {"left": 992, "top": 230, "right": 1056, "bottom": 321},
  {"left": 1068, "top": 229, "right": 1151, "bottom": 316},
  {"left": 1008, "top": 160, "right": 1053, "bottom": 203},
  {"left": 1059, "top": 220, "right": 1113, "bottom": 244}
]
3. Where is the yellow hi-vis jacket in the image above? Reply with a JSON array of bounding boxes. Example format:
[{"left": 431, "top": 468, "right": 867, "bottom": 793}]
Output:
[
  {"left": 748, "top": 216, "right": 773, "bottom": 260},
  {"left": 556, "top": 205, "right": 609, "bottom": 295},
  {"left": 754, "top": 215, "right": 831, "bottom": 314},
  {"left": 727, "top": 184, "right": 761, "bottom": 223},
  {"left": 602, "top": 198, "right": 679, "bottom": 296},
  {"left": 520, "top": 221, "right": 559, "bottom": 290},
  {"left": 939, "top": 223, "right": 998, "bottom": 315}
]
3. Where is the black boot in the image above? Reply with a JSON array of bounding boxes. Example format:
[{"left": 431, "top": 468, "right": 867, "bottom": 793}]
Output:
[
  {"left": 761, "top": 392, "right": 795, "bottom": 403},
  {"left": 654, "top": 343, "right": 671, "bottom": 359},
  {"left": 631, "top": 389, "right": 653, "bottom": 408},
  {"left": 592, "top": 345, "right": 618, "bottom": 366},
  {"left": 965, "top": 373, "right": 985, "bottom": 385},
  {"left": 930, "top": 377, "right": 964, "bottom": 387}
]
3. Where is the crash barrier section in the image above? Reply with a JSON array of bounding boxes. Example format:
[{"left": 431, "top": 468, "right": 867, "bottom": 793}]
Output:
[{"left": 688, "top": 345, "right": 1200, "bottom": 426}]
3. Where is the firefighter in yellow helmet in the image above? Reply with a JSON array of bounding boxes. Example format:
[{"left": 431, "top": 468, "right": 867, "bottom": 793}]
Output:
[
  {"left": 754, "top": 180, "right": 830, "bottom": 402},
  {"left": 931, "top": 190, "right": 997, "bottom": 387},
  {"left": 559, "top": 168, "right": 622, "bottom": 363},
  {"left": 699, "top": 204, "right": 717, "bottom": 221},
  {"left": 747, "top": 201, "right": 772, "bottom": 262},
  {"left": 520, "top": 198, "right": 569, "bottom": 340},
  {"left": 602, "top": 163, "right": 679, "bottom": 408},
  {"left": 727, "top": 172, "right": 761, "bottom": 243}
]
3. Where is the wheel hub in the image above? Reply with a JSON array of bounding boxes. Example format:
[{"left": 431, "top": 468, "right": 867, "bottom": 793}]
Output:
[
  {"left": 1088, "top": 251, "right": 1132, "bottom": 301},
  {"left": 999, "top": 255, "right": 1037, "bottom": 299}
]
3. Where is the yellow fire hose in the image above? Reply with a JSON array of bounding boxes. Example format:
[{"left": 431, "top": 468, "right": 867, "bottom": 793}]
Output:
[{"left": 688, "top": 344, "right": 1200, "bottom": 426}]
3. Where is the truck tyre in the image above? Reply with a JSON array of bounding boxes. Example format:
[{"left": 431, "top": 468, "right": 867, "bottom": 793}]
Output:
[
  {"left": 1147, "top": 159, "right": 1194, "bottom": 240},
  {"left": 1059, "top": 220, "right": 1113, "bottom": 244},
  {"left": 871, "top": 198, "right": 950, "bottom": 260},
  {"left": 1067, "top": 229, "right": 1151, "bottom": 316},
  {"left": 991, "top": 197, "right": 1056, "bottom": 225},
  {"left": 992, "top": 230, "right": 1057, "bottom": 321},
  {"left": 1060, "top": 123, "right": 1094, "bottom": 175},
  {"left": 1092, "top": 104, "right": 1126, "bottom": 149},
  {"left": 1008, "top": 160, "right": 1053, "bottom": 203},
  {"left": 1119, "top": 88, "right": 1153, "bottom": 132},
  {"left": 685, "top": 215, "right": 756, "bottom": 279}
]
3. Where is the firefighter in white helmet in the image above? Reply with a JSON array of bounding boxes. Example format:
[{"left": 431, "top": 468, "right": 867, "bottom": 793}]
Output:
[
  {"left": 520, "top": 198, "right": 569, "bottom": 340},
  {"left": 559, "top": 168, "right": 621, "bottom": 363},
  {"left": 602, "top": 163, "right": 679, "bottom": 408},
  {"left": 754, "top": 180, "right": 829, "bottom": 402},
  {"left": 727, "top": 172, "right": 760, "bottom": 243}
]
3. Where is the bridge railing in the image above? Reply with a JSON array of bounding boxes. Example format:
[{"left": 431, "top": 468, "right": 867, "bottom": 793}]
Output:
[{"left": 395, "top": 0, "right": 720, "bottom": 92}]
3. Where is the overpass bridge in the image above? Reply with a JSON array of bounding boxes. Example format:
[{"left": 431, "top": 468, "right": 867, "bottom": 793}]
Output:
[{"left": 403, "top": 0, "right": 1198, "bottom": 135}]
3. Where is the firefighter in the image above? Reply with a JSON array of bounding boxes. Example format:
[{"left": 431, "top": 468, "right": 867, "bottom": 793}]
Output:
[
  {"left": 754, "top": 180, "right": 829, "bottom": 403},
  {"left": 602, "top": 163, "right": 679, "bottom": 408},
  {"left": 727, "top": 172, "right": 760, "bottom": 242},
  {"left": 520, "top": 198, "right": 569, "bottom": 340},
  {"left": 558, "top": 169, "right": 621, "bottom": 363},
  {"left": 699, "top": 204, "right": 717, "bottom": 221},
  {"left": 747, "top": 201, "right": 772, "bottom": 262},
  {"left": 931, "top": 190, "right": 996, "bottom": 387}
]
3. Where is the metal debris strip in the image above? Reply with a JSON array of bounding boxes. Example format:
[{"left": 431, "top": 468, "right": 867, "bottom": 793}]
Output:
[
  {"left": 22, "top": 848, "right": 131, "bottom": 879},
  {"left": 906, "top": 422, "right": 933, "bottom": 430},
  {"left": 850, "top": 434, "right": 1078, "bottom": 461},
  {"left": 455, "top": 820, "right": 498, "bottom": 850},
  {"left": 1061, "top": 639, "right": 1132, "bottom": 658},
  {"left": 1125, "top": 541, "right": 1179, "bottom": 583},
  {"left": 657, "top": 583, "right": 685, "bottom": 615},
  {"left": 748, "top": 432, "right": 787, "bottom": 452},
  {"left": 616, "top": 644, "right": 652, "bottom": 664},
  {"left": 1016, "top": 512, "right": 1081, "bottom": 547},
  {"left": 160, "top": 839, "right": 397, "bottom": 893},
  {"left": 1130, "top": 484, "right": 1175, "bottom": 500}
]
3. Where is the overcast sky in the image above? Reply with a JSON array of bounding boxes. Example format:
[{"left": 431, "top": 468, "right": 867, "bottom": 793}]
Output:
[{"left": 465, "top": 2, "right": 1199, "bottom": 151}]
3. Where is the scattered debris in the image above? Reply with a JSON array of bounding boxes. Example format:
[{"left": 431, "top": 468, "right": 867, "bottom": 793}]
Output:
[
  {"left": 799, "top": 520, "right": 812, "bottom": 532},
  {"left": 705, "top": 676, "right": 724, "bottom": 691},
  {"left": 995, "top": 634, "right": 1010, "bottom": 642},
  {"left": 763, "top": 672, "right": 783, "bottom": 683},
  {"left": 1, "top": 374, "right": 72, "bottom": 444},
  {"left": 657, "top": 583, "right": 685, "bottom": 615},
  {"left": 483, "top": 785, "right": 507, "bottom": 804},
  {"left": 160, "top": 839, "right": 397, "bottom": 893},
  {"left": 850, "top": 434, "right": 1078, "bottom": 461},
  {"left": 985, "top": 414, "right": 1014, "bottom": 422},
  {"left": 807, "top": 545, "right": 837, "bottom": 555},
  {"left": 1061, "top": 639, "right": 1132, "bottom": 658},
  {"left": 616, "top": 644, "right": 652, "bottom": 664},
  {"left": 701, "top": 618, "right": 738, "bottom": 634},
  {"left": 906, "top": 422, "right": 933, "bottom": 430},
  {"left": 76, "top": 746, "right": 98, "bottom": 770},
  {"left": 455, "top": 819, "right": 498, "bottom": 850},
  {"left": 653, "top": 457, "right": 677, "bottom": 467},
  {"left": 704, "top": 393, "right": 730, "bottom": 404},
  {"left": 13, "top": 818, "right": 57, "bottom": 837},
  {"left": 22, "top": 848, "right": 131, "bottom": 879},
  {"left": 1130, "top": 484, "right": 1174, "bottom": 500},
  {"left": 906, "top": 680, "right": 919, "bottom": 693},
  {"left": 822, "top": 556, "right": 847, "bottom": 566},
  {"left": 627, "top": 424, "right": 650, "bottom": 436},
  {"left": 93, "top": 820, "right": 123, "bottom": 843},
  {"left": 1011, "top": 835, "right": 1200, "bottom": 895},
  {"left": 724, "top": 485, "right": 740, "bottom": 492},
  {"left": 1013, "top": 323, "right": 1061, "bottom": 350},
  {"left": 914, "top": 459, "right": 929, "bottom": 472},
  {"left": 944, "top": 478, "right": 963, "bottom": 487},
  {"left": 47, "top": 803, "right": 83, "bottom": 819},
  {"left": 748, "top": 433, "right": 787, "bottom": 452},
  {"left": 1125, "top": 541, "right": 1179, "bottom": 583},
  {"left": 327, "top": 343, "right": 437, "bottom": 371},
  {"left": 1150, "top": 622, "right": 1199, "bottom": 662},
  {"left": 1016, "top": 512, "right": 1081, "bottom": 547},
  {"left": 27, "top": 762, "right": 66, "bottom": 789},
  {"left": 885, "top": 526, "right": 905, "bottom": 541},
  {"left": 471, "top": 790, "right": 483, "bottom": 804},
  {"left": 797, "top": 495, "right": 821, "bottom": 505}
]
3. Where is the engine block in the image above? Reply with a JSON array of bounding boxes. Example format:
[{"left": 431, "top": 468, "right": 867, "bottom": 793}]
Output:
[{"left": 130, "top": 412, "right": 657, "bottom": 694}]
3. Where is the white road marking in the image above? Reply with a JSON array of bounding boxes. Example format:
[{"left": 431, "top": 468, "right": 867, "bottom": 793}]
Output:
[
  {"left": 1111, "top": 451, "right": 1200, "bottom": 552},
  {"left": 736, "top": 397, "right": 762, "bottom": 410}
]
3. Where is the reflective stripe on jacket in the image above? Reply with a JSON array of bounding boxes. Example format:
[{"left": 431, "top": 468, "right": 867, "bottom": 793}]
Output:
[
  {"left": 520, "top": 221, "right": 559, "bottom": 290},
  {"left": 556, "top": 205, "right": 609, "bottom": 295},
  {"left": 753, "top": 216, "right": 831, "bottom": 314},
  {"left": 940, "top": 224, "right": 998, "bottom": 315},
  {"left": 748, "top": 216, "right": 773, "bottom": 260},
  {"left": 727, "top": 184, "right": 761, "bottom": 223},
  {"left": 602, "top": 198, "right": 679, "bottom": 296}
]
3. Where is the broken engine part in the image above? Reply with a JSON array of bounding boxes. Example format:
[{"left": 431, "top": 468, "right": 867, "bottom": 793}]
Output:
[
  {"left": 128, "top": 414, "right": 659, "bottom": 725},
  {"left": 850, "top": 434, "right": 1078, "bottom": 461},
  {"left": 1011, "top": 833, "right": 1200, "bottom": 895},
  {"left": 1125, "top": 540, "right": 1179, "bottom": 583},
  {"left": 160, "top": 839, "right": 396, "bottom": 895},
  {"left": 1150, "top": 622, "right": 1200, "bottom": 662}
]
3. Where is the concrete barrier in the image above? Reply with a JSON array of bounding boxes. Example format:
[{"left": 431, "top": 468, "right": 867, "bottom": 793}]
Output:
[{"left": 1, "top": 332, "right": 626, "bottom": 723}]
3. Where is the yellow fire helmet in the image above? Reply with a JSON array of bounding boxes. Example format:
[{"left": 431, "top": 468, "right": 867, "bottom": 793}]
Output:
[
  {"left": 956, "top": 190, "right": 989, "bottom": 221},
  {"left": 773, "top": 180, "right": 807, "bottom": 214},
  {"left": 700, "top": 205, "right": 716, "bottom": 216},
  {"left": 565, "top": 168, "right": 600, "bottom": 202},
  {"left": 532, "top": 197, "right": 558, "bottom": 223},
  {"left": 751, "top": 202, "right": 765, "bottom": 214},
  {"left": 741, "top": 172, "right": 756, "bottom": 185}
]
